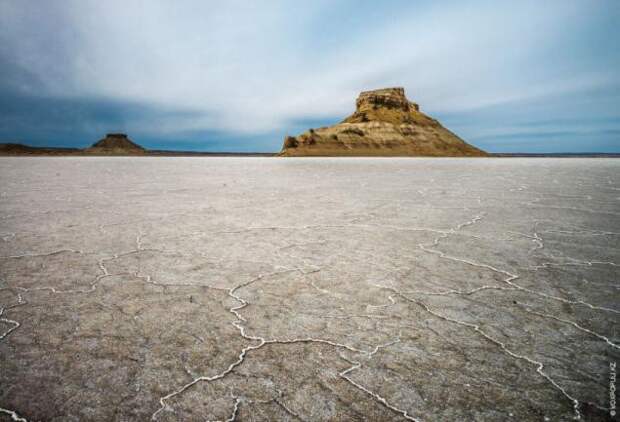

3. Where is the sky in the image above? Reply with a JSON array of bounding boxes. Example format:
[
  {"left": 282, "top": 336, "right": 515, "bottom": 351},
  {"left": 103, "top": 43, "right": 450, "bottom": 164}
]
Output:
[{"left": 0, "top": 0, "right": 619, "bottom": 153}]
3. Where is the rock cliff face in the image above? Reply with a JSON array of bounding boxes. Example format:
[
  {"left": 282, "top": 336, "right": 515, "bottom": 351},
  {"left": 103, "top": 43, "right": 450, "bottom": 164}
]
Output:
[
  {"left": 279, "top": 87, "right": 487, "bottom": 157},
  {"left": 85, "top": 133, "right": 146, "bottom": 155}
]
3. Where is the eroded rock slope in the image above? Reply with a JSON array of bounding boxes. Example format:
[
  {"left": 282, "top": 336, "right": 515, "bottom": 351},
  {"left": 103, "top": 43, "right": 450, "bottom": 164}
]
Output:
[{"left": 279, "top": 88, "right": 487, "bottom": 156}]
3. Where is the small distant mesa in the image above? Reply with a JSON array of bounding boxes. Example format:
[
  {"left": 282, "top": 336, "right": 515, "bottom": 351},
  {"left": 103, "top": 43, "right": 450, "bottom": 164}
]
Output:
[
  {"left": 279, "top": 87, "right": 488, "bottom": 157},
  {"left": 85, "top": 133, "right": 146, "bottom": 155}
]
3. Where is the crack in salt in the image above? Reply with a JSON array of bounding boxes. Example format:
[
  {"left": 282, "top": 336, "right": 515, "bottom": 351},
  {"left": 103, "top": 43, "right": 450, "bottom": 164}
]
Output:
[
  {"left": 0, "top": 291, "right": 25, "bottom": 341},
  {"left": 367, "top": 295, "right": 396, "bottom": 309},
  {"left": 405, "top": 212, "right": 605, "bottom": 420},
  {"left": 1, "top": 248, "right": 83, "bottom": 259},
  {"left": 338, "top": 338, "right": 420, "bottom": 422},
  {"left": 420, "top": 244, "right": 619, "bottom": 316},
  {"left": 151, "top": 269, "right": 420, "bottom": 421},
  {"left": 379, "top": 284, "right": 582, "bottom": 420},
  {"left": 514, "top": 301, "right": 620, "bottom": 350},
  {"left": 0, "top": 408, "right": 28, "bottom": 422}
]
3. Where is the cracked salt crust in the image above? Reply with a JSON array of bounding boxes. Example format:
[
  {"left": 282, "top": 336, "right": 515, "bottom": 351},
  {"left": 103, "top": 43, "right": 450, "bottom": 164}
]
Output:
[{"left": 0, "top": 157, "right": 618, "bottom": 421}]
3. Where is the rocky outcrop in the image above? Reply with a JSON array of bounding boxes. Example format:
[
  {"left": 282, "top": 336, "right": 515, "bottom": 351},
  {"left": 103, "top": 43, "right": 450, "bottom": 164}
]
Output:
[
  {"left": 85, "top": 133, "right": 146, "bottom": 155},
  {"left": 279, "top": 87, "right": 487, "bottom": 157}
]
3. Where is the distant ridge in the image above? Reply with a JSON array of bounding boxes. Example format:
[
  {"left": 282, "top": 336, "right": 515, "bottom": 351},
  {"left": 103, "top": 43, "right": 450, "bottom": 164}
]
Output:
[
  {"left": 1, "top": 139, "right": 617, "bottom": 158},
  {"left": 0, "top": 143, "right": 81, "bottom": 155},
  {"left": 1, "top": 142, "right": 617, "bottom": 157},
  {"left": 490, "top": 153, "right": 620, "bottom": 158},
  {"left": 0, "top": 139, "right": 274, "bottom": 156}
]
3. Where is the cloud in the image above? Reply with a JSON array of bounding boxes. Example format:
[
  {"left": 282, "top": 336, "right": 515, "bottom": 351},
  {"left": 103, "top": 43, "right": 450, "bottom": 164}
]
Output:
[{"left": 0, "top": 0, "right": 619, "bottom": 151}]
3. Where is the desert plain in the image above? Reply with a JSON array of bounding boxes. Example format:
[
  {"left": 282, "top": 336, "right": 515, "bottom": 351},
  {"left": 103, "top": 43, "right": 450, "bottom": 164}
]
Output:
[{"left": 0, "top": 157, "right": 618, "bottom": 421}]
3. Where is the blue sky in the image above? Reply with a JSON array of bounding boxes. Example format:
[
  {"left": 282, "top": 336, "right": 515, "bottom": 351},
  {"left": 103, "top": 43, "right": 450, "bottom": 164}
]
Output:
[{"left": 1, "top": 0, "right": 619, "bottom": 152}]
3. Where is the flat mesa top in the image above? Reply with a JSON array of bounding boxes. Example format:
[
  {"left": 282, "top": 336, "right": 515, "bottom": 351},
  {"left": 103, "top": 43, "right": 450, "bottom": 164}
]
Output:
[{"left": 358, "top": 87, "right": 406, "bottom": 96}]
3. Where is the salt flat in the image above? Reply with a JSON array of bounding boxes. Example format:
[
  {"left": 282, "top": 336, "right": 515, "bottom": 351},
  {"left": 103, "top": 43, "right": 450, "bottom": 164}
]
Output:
[{"left": 0, "top": 157, "right": 618, "bottom": 421}]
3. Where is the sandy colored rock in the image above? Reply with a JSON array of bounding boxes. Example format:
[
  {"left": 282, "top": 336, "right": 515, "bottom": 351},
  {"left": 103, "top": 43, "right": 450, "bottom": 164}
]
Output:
[
  {"left": 85, "top": 133, "right": 146, "bottom": 155},
  {"left": 279, "top": 87, "right": 487, "bottom": 157}
]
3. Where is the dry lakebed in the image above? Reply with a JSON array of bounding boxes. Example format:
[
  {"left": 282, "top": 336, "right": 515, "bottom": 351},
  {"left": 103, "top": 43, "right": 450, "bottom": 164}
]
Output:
[{"left": 0, "top": 157, "right": 618, "bottom": 421}]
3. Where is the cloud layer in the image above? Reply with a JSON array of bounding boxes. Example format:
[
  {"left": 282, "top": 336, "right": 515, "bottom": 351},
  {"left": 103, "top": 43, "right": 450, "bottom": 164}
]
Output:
[{"left": 1, "top": 0, "right": 619, "bottom": 152}]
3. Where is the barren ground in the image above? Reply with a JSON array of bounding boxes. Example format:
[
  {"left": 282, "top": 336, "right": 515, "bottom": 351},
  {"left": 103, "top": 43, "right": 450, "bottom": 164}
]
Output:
[{"left": 0, "top": 157, "right": 618, "bottom": 421}]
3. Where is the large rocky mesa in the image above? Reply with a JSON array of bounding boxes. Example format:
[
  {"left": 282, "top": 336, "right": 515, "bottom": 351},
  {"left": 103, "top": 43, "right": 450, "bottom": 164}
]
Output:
[{"left": 279, "top": 87, "right": 487, "bottom": 157}]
